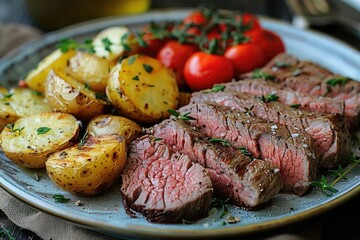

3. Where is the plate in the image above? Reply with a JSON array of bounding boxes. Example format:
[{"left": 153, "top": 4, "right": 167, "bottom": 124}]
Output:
[{"left": 0, "top": 9, "right": 360, "bottom": 240}]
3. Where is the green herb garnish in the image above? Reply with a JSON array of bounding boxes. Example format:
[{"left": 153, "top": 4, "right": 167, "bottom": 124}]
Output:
[
  {"left": 290, "top": 104, "right": 301, "bottom": 108},
  {"left": 52, "top": 194, "right": 70, "bottom": 203},
  {"left": 31, "top": 90, "right": 43, "bottom": 96},
  {"left": 37, "top": 127, "right": 51, "bottom": 135},
  {"left": 259, "top": 93, "right": 279, "bottom": 103},
  {"left": 252, "top": 69, "right": 275, "bottom": 80},
  {"left": 208, "top": 138, "right": 232, "bottom": 147},
  {"left": 310, "top": 175, "right": 339, "bottom": 197},
  {"left": 78, "top": 131, "right": 88, "bottom": 150},
  {"left": 56, "top": 38, "right": 95, "bottom": 54},
  {"left": 167, "top": 109, "right": 196, "bottom": 121},
  {"left": 208, "top": 197, "right": 230, "bottom": 219},
  {"left": 5, "top": 123, "right": 24, "bottom": 133},
  {"left": 202, "top": 85, "right": 225, "bottom": 93},
  {"left": 127, "top": 56, "right": 136, "bottom": 65},
  {"left": 132, "top": 75, "right": 139, "bottom": 81},
  {"left": 101, "top": 37, "right": 113, "bottom": 53},
  {"left": 154, "top": 138, "right": 163, "bottom": 141},
  {"left": 238, "top": 147, "right": 251, "bottom": 156},
  {"left": 326, "top": 77, "right": 348, "bottom": 87},
  {"left": 143, "top": 64, "right": 153, "bottom": 73}
]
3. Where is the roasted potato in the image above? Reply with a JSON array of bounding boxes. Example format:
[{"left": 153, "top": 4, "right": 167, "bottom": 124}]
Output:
[
  {"left": 46, "top": 134, "right": 127, "bottom": 196},
  {"left": 66, "top": 51, "right": 110, "bottom": 92},
  {"left": 45, "top": 69, "right": 107, "bottom": 120},
  {"left": 106, "top": 55, "right": 179, "bottom": 123},
  {"left": 0, "top": 88, "right": 53, "bottom": 131},
  {"left": 87, "top": 114, "right": 142, "bottom": 144},
  {"left": 92, "top": 26, "right": 138, "bottom": 62},
  {"left": 0, "top": 112, "right": 79, "bottom": 168},
  {"left": 25, "top": 50, "right": 76, "bottom": 92}
]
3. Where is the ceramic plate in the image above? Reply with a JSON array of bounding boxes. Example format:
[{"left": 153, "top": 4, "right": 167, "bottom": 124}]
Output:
[{"left": 0, "top": 9, "right": 360, "bottom": 240}]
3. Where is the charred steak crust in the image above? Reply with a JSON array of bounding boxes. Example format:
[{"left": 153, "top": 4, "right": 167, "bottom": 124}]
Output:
[
  {"left": 178, "top": 103, "right": 318, "bottom": 195},
  {"left": 191, "top": 92, "right": 350, "bottom": 169},
  {"left": 150, "top": 119, "right": 283, "bottom": 208},
  {"left": 248, "top": 53, "right": 360, "bottom": 128},
  {"left": 121, "top": 135, "right": 213, "bottom": 223},
  {"left": 221, "top": 79, "right": 345, "bottom": 117}
]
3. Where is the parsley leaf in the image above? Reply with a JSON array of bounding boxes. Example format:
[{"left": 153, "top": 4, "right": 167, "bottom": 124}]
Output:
[
  {"left": 252, "top": 69, "right": 275, "bottom": 80},
  {"left": 52, "top": 194, "right": 70, "bottom": 203},
  {"left": 143, "top": 64, "right": 153, "bottom": 73},
  {"left": 37, "top": 127, "right": 51, "bottom": 135}
]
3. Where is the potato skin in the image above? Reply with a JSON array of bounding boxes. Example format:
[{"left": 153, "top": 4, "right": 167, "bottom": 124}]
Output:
[
  {"left": 87, "top": 115, "right": 142, "bottom": 144},
  {"left": 106, "top": 55, "right": 179, "bottom": 123},
  {"left": 45, "top": 69, "right": 106, "bottom": 120},
  {"left": 0, "top": 112, "right": 79, "bottom": 168},
  {"left": 46, "top": 134, "right": 127, "bottom": 196},
  {"left": 25, "top": 50, "right": 76, "bottom": 92}
]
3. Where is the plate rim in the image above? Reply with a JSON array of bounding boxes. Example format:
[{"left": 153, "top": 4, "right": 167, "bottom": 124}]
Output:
[{"left": 1, "top": 9, "right": 360, "bottom": 239}]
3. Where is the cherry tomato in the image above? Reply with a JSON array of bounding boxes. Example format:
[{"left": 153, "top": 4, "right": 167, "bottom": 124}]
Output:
[
  {"left": 224, "top": 43, "right": 266, "bottom": 74},
  {"left": 157, "top": 41, "right": 198, "bottom": 88},
  {"left": 182, "top": 11, "right": 208, "bottom": 36},
  {"left": 184, "top": 52, "right": 235, "bottom": 91},
  {"left": 138, "top": 32, "right": 167, "bottom": 57},
  {"left": 246, "top": 29, "right": 285, "bottom": 62}
]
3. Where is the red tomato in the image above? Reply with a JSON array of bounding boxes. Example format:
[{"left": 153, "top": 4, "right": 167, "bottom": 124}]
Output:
[
  {"left": 246, "top": 29, "right": 285, "bottom": 62},
  {"left": 157, "top": 41, "right": 198, "bottom": 88},
  {"left": 182, "top": 11, "right": 208, "bottom": 36},
  {"left": 184, "top": 52, "right": 235, "bottom": 91},
  {"left": 17, "top": 80, "right": 28, "bottom": 88},
  {"left": 224, "top": 43, "right": 266, "bottom": 74},
  {"left": 138, "top": 32, "right": 167, "bottom": 57},
  {"left": 242, "top": 13, "right": 261, "bottom": 32}
]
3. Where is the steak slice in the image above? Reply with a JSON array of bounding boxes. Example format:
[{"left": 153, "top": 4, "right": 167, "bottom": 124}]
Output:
[
  {"left": 191, "top": 92, "right": 350, "bottom": 169},
  {"left": 220, "top": 79, "right": 345, "bottom": 117},
  {"left": 178, "top": 104, "right": 317, "bottom": 195},
  {"left": 150, "top": 119, "right": 282, "bottom": 207},
  {"left": 121, "top": 135, "right": 213, "bottom": 223},
  {"left": 243, "top": 53, "right": 360, "bottom": 128}
]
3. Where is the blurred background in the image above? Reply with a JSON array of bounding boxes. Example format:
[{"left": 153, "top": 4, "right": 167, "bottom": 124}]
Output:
[{"left": 0, "top": 0, "right": 359, "bottom": 56}]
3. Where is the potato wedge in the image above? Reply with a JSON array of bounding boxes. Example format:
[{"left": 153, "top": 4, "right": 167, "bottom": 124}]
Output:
[
  {"left": 106, "top": 55, "right": 179, "bottom": 123},
  {"left": 66, "top": 51, "right": 110, "bottom": 92},
  {"left": 45, "top": 69, "right": 107, "bottom": 120},
  {"left": 25, "top": 49, "right": 76, "bottom": 92},
  {"left": 87, "top": 115, "right": 142, "bottom": 144},
  {"left": 46, "top": 134, "right": 126, "bottom": 196},
  {"left": 92, "top": 26, "right": 138, "bottom": 62},
  {"left": 0, "top": 112, "right": 79, "bottom": 168},
  {"left": 0, "top": 88, "right": 53, "bottom": 131}
]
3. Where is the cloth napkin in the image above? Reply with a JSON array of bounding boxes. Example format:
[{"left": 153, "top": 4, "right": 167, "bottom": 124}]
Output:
[{"left": 0, "top": 22, "right": 320, "bottom": 240}]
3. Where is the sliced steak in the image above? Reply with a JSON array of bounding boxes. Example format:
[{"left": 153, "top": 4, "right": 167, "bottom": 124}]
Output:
[
  {"left": 220, "top": 79, "right": 345, "bottom": 117},
  {"left": 178, "top": 103, "right": 317, "bottom": 195},
  {"left": 191, "top": 92, "right": 350, "bottom": 169},
  {"left": 150, "top": 119, "right": 282, "bottom": 207},
  {"left": 121, "top": 135, "right": 213, "bottom": 223},
  {"left": 243, "top": 53, "right": 360, "bottom": 128}
]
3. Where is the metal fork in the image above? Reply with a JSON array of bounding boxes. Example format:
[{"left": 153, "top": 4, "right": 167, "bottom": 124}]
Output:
[{"left": 286, "top": 0, "right": 360, "bottom": 31}]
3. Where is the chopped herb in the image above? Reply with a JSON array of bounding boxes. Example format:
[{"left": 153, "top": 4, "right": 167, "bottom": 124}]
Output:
[
  {"left": 56, "top": 38, "right": 95, "bottom": 54},
  {"left": 95, "top": 93, "right": 108, "bottom": 102},
  {"left": 0, "top": 227, "right": 15, "bottom": 240},
  {"left": 292, "top": 69, "right": 302, "bottom": 77},
  {"left": 84, "top": 82, "right": 92, "bottom": 90},
  {"left": 117, "top": 55, "right": 127, "bottom": 63},
  {"left": 275, "top": 61, "right": 291, "bottom": 68},
  {"left": 202, "top": 85, "right": 225, "bottom": 93},
  {"left": 238, "top": 147, "right": 251, "bottom": 156},
  {"left": 326, "top": 77, "right": 348, "bottom": 87},
  {"left": 208, "top": 138, "right": 232, "bottom": 147},
  {"left": 143, "top": 64, "right": 153, "bottom": 73},
  {"left": 31, "top": 90, "right": 43, "bottom": 96},
  {"left": 252, "top": 69, "right": 275, "bottom": 80},
  {"left": 127, "top": 56, "right": 136, "bottom": 65},
  {"left": 132, "top": 75, "right": 139, "bottom": 81},
  {"left": 120, "top": 32, "right": 130, "bottom": 42},
  {"left": 122, "top": 43, "right": 132, "bottom": 52},
  {"left": 101, "top": 37, "right": 113, "bottom": 53},
  {"left": 329, "top": 165, "right": 347, "bottom": 181},
  {"left": 3, "top": 93, "right": 13, "bottom": 98},
  {"left": 52, "top": 194, "right": 70, "bottom": 203},
  {"left": 259, "top": 93, "right": 279, "bottom": 103},
  {"left": 167, "top": 109, "right": 196, "bottom": 121},
  {"left": 134, "top": 32, "right": 148, "bottom": 47},
  {"left": 5, "top": 123, "right": 24, "bottom": 133},
  {"left": 154, "top": 138, "right": 163, "bottom": 141},
  {"left": 208, "top": 197, "right": 229, "bottom": 219},
  {"left": 78, "top": 131, "right": 88, "bottom": 150},
  {"left": 37, "top": 127, "right": 51, "bottom": 135},
  {"left": 290, "top": 104, "right": 301, "bottom": 108}
]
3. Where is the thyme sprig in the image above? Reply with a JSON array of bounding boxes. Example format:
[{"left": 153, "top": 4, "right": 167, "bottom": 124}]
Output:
[
  {"left": 310, "top": 154, "right": 360, "bottom": 197},
  {"left": 259, "top": 93, "right": 279, "bottom": 103},
  {"left": 208, "top": 137, "right": 232, "bottom": 147},
  {"left": 252, "top": 69, "right": 276, "bottom": 80},
  {"left": 77, "top": 131, "right": 88, "bottom": 150},
  {"left": 5, "top": 123, "right": 24, "bottom": 133},
  {"left": 209, "top": 197, "right": 230, "bottom": 219},
  {"left": 202, "top": 85, "right": 225, "bottom": 93},
  {"left": 57, "top": 38, "right": 95, "bottom": 53},
  {"left": 167, "top": 109, "right": 196, "bottom": 121}
]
